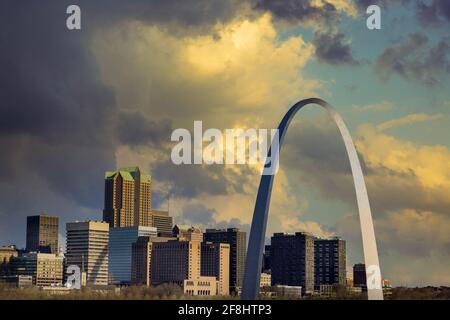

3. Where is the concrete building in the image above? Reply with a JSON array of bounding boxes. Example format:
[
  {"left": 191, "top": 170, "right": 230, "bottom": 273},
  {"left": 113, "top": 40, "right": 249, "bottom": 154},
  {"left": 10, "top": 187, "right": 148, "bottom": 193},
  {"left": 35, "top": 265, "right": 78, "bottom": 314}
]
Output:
[
  {"left": 151, "top": 240, "right": 201, "bottom": 287},
  {"left": 0, "top": 275, "right": 33, "bottom": 287},
  {"left": 184, "top": 276, "right": 218, "bottom": 296},
  {"left": 353, "top": 263, "right": 367, "bottom": 289},
  {"left": 173, "top": 225, "right": 203, "bottom": 242},
  {"left": 0, "top": 245, "right": 18, "bottom": 276},
  {"left": 26, "top": 213, "right": 59, "bottom": 254},
  {"left": 109, "top": 226, "right": 157, "bottom": 285},
  {"left": 10, "top": 253, "right": 64, "bottom": 286},
  {"left": 103, "top": 167, "right": 152, "bottom": 228},
  {"left": 204, "top": 228, "right": 246, "bottom": 293},
  {"left": 274, "top": 285, "right": 302, "bottom": 298},
  {"left": 270, "top": 232, "right": 315, "bottom": 294},
  {"left": 201, "top": 242, "right": 230, "bottom": 296},
  {"left": 314, "top": 237, "right": 346, "bottom": 289},
  {"left": 260, "top": 272, "right": 271, "bottom": 288},
  {"left": 151, "top": 210, "right": 173, "bottom": 237},
  {"left": 66, "top": 221, "right": 109, "bottom": 286},
  {"left": 131, "top": 236, "right": 174, "bottom": 286}
]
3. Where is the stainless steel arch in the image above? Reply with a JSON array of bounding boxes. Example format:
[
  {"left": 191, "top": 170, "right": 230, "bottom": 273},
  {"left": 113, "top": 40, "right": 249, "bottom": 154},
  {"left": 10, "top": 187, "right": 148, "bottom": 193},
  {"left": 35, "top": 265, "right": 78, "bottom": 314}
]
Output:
[{"left": 241, "top": 98, "right": 383, "bottom": 300}]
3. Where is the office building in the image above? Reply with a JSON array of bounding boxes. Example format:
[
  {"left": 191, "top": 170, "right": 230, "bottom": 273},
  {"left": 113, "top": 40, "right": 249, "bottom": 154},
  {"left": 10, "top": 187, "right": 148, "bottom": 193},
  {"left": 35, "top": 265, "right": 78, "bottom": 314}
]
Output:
[
  {"left": 260, "top": 272, "right": 271, "bottom": 288},
  {"left": 204, "top": 228, "right": 246, "bottom": 293},
  {"left": 314, "top": 237, "right": 346, "bottom": 289},
  {"left": 184, "top": 276, "right": 218, "bottom": 296},
  {"left": 273, "top": 285, "right": 302, "bottom": 298},
  {"left": 262, "top": 244, "right": 271, "bottom": 272},
  {"left": 131, "top": 236, "right": 175, "bottom": 286},
  {"left": 103, "top": 167, "right": 152, "bottom": 228},
  {"left": 66, "top": 221, "right": 109, "bottom": 286},
  {"left": 109, "top": 226, "right": 157, "bottom": 285},
  {"left": 0, "top": 245, "right": 18, "bottom": 276},
  {"left": 270, "top": 232, "right": 315, "bottom": 294},
  {"left": 173, "top": 225, "right": 203, "bottom": 242},
  {"left": 201, "top": 242, "right": 230, "bottom": 296},
  {"left": 26, "top": 213, "right": 59, "bottom": 254},
  {"left": 10, "top": 252, "right": 64, "bottom": 286},
  {"left": 151, "top": 240, "right": 201, "bottom": 286},
  {"left": 353, "top": 263, "right": 367, "bottom": 288},
  {"left": 151, "top": 210, "right": 173, "bottom": 237}
]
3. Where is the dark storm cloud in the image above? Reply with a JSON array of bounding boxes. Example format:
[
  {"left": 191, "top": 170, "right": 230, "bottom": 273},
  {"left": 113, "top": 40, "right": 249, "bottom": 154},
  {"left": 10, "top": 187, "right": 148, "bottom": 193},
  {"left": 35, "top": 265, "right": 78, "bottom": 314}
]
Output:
[
  {"left": 253, "top": 0, "right": 340, "bottom": 26},
  {"left": 417, "top": 0, "right": 450, "bottom": 26},
  {"left": 117, "top": 112, "right": 173, "bottom": 149},
  {"left": 375, "top": 33, "right": 450, "bottom": 86},
  {"left": 312, "top": 31, "right": 360, "bottom": 65}
]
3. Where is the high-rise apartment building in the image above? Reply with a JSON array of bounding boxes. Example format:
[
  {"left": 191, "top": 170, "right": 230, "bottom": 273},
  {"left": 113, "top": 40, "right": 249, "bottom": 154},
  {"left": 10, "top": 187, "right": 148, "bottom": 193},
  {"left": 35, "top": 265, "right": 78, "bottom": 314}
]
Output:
[
  {"left": 201, "top": 242, "right": 230, "bottom": 296},
  {"left": 109, "top": 226, "right": 157, "bottom": 284},
  {"left": 262, "top": 244, "right": 271, "bottom": 273},
  {"left": 0, "top": 246, "right": 18, "bottom": 276},
  {"left": 151, "top": 210, "right": 173, "bottom": 237},
  {"left": 204, "top": 228, "right": 246, "bottom": 293},
  {"left": 66, "top": 221, "right": 109, "bottom": 286},
  {"left": 353, "top": 263, "right": 367, "bottom": 288},
  {"left": 10, "top": 253, "right": 64, "bottom": 286},
  {"left": 131, "top": 236, "right": 174, "bottom": 286},
  {"left": 26, "top": 213, "right": 59, "bottom": 254},
  {"left": 173, "top": 225, "right": 203, "bottom": 242},
  {"left": 151, "top": 240, "right": 201, "bottom": 287},
  {"left": 103, "top": 167, "right": 152, "bottom": 228},
  {"left": 314, "top": 238, "right": 346, "bottom": 289},
  {"left": 270, "top": 232, "right": 315, "bottom": 294}
]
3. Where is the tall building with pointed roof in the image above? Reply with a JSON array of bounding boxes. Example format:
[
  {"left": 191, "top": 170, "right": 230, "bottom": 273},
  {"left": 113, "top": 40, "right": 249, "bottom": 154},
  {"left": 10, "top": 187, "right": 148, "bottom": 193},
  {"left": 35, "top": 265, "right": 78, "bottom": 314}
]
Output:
[{"left": 103, "top": 167, "right": 152, "bottom": 227}]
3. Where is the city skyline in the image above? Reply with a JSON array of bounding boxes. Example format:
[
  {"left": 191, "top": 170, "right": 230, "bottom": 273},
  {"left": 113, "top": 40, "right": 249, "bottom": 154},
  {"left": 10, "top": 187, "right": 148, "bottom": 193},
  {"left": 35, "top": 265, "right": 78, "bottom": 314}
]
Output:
[{"left": 2, "top": 1, "right": 450, "bottom": 288}]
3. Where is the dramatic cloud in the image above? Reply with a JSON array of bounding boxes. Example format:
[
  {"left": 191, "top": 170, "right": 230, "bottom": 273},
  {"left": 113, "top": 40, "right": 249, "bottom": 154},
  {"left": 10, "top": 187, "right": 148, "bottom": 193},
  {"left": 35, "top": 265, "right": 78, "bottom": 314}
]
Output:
[
  {"left": 313, "top": 31, "right": 360, "bottom": 65},
  {"left": 417, "top": 0, "right": 450, "bottom": 26},
  {"left": 376, "top": 33, "right": 450, "bottom": 86}
]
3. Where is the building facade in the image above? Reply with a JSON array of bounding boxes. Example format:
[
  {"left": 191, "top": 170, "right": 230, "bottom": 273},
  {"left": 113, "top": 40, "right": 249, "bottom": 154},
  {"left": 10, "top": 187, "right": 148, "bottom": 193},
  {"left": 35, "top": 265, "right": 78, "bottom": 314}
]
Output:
[
  {"left": 26, "top": 213, "right": 59, "bottom": 254},
  {"left": 151, "top": 240, "right": 201, "bottom": 287},
  {"left": 184, "top": 276, "right": 218, "bottom": 296},
  {"left": 173, "top": 225, "right": 203, "bottom": 242},
  {"left": 260, "top": 272, "right": 271, "bottom": 288},
  {"left": 203, "top": 228, "right": 246, "bottom": 293},
  {"left": 0, "top": 245, "right": 18, "bottom": 276},
  {"left": 353, "top": 263, "right": 367, "bottom": 289},
  {"left": 66, "top": 221, "right": 109, "bottom": 286},
  {"left": 103, "top": 167, "right": 152, "bottom": 228},
  {"left": 314, "top": 238, "right": 346, "bottom": 289},
  {"left": 270, "top": 232, "right": 315, "bottom": 294},
  {"left": 262, "top": 244, "right": 271, "bottom": 273},
  {"left": 10, "top": 253, "right": 64, "bottom": 286},
  {"left": 201, "top": 242, "right": 230, "bottom": 296},
  {"left": 151, "top": 210, "right": 173, "bottom": 237},
  {"left": 109, "top": 226, "right": 157, "bottom": 285},
  {"left": 131, "top": 236, "right": 176, "bottom": 286}
]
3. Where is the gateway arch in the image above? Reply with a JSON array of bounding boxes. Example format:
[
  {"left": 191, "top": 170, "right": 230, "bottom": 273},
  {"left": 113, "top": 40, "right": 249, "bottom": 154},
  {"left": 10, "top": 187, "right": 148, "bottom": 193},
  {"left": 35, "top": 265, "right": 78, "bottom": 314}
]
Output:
[{"left": 241, "top": 98, "right": 383, "bottom": 300}]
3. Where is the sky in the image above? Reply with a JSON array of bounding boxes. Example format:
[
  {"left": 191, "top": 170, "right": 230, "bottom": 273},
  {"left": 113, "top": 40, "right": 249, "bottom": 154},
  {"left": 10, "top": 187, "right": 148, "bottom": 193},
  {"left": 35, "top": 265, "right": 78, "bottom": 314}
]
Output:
[{"left": 1, "top": 0, "right": 450, "bottom": 286}]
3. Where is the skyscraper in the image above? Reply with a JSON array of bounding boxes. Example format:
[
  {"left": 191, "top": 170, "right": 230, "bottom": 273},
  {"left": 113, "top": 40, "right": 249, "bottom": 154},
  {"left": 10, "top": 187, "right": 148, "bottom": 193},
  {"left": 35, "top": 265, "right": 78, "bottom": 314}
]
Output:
[
  {"left": 201, "top": 242, "right": 230, "bottom": 296},
  {"left": 131, "top": 236, "right": 174, "bottom": 286},
  {"left": 66, "top": 221, "right": 109, "bottom": 286},
  {"left": 103, "top": 167, "right": 152, "bottom": 228},
  {"left": 109, "top": 226, "right": 157, "bottom": 285},
  {"left": 151, "top": 210, "right": 173, "bottom": 237},
  {"left": 151, "top": 240, "right": 201, "bottom": 287},
  {"left": 353, "top": 263, "right": 367, "bottom": 289},
  {"left": 204, "top": 228, "right": 246, "bottom": 293},
  {"left": 314, "top": 237, "right": 346, "bottom": 289},
  {"left": 26, "top": 213, "right": 59, "bottom": 254},
  {"left": 270, "top": 232, "right": 315, "bottom": 294}
]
